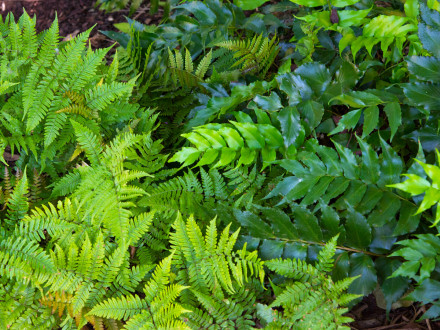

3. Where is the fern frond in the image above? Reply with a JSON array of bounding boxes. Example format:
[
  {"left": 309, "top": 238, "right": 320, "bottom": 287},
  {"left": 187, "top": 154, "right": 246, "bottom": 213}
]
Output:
[
  {"left": 5, "top": 170, "right": 29, "bottom": 225},
  {"left": 88, "top": 294, "right": 147, "bottom": 320},
  {"left": 216, "top": 34, "right": 279, "bottom": 77},
  {"left": 26, "top": 27, "right": 92, "bottom": 133},
  {"left": 71, "top": 119, "right": 103, "bottom": 166}
]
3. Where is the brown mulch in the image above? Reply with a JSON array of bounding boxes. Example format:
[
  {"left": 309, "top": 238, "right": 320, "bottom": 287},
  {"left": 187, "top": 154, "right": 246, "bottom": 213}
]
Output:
[
  {"left": 2, "top": 1, "right": 440, "bottom": 330},
  {"left": 349, "top": 295, "right": 439, "bottom": 330}
]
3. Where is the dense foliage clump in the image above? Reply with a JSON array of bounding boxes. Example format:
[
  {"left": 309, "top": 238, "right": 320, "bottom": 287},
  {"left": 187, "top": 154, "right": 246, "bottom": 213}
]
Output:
[{"left": 1, "top": 0, "right": 440, "bottom": 328}]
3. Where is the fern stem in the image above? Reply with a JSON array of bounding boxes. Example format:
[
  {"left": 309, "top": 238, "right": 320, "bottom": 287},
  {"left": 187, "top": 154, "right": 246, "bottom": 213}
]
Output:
[{"left": 274, "top": 238, "right": 387, "bottom": 257}]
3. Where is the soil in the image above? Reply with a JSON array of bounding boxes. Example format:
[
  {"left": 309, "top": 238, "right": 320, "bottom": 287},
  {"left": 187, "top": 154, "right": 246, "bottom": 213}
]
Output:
[
  {"left": 349, "top": 295, "right": 439, "bottom": 330},
  {"left": 2, "top": 1, "right": 440, "bottom": 329}
]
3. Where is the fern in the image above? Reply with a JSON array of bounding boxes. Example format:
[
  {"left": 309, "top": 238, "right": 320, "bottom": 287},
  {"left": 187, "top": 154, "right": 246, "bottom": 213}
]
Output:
[
  {"left": 260, "top": 236, "right": 359, "bottom": 329},
  {"left": 165, "top": 48, "right": 213, "bottom": 88},
  {"left": 0, "top": 13, "right": 141, "bottom": 180},
  {"left": 89, "top": 253, "right": 190, "bottom": 329},
  {"left": 216, "top": 34, "right": 280, "bottom": 77}
]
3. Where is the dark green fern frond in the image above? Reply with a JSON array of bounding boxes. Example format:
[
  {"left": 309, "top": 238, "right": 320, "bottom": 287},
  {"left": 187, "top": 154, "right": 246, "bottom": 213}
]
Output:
[
  {"left": 216, "top": 34, "right": 279, "bottom": 77},
  {"left": 163, "top": 48, "right": 213, "bottom": 89}
]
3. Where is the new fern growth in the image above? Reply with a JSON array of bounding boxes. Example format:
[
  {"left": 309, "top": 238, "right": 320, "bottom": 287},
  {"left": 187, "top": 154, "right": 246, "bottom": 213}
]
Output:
[{"left": 259, "top": 236, "right": 359, "bottom": 329}]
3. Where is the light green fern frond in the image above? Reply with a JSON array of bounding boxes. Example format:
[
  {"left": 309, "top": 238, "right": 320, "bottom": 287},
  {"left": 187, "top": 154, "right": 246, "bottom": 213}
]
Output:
[
  {"left": 5, "top": 170, "right": 29, "bottom": 225},
  {"left": 262, "top": 236, "right": 359, "bottom": 329},
  {"left": 170, "top": 214, "right": 265, "bottom": 298},
  {"left": 89, "top": 253, "right": 190, "bottom": 328}
]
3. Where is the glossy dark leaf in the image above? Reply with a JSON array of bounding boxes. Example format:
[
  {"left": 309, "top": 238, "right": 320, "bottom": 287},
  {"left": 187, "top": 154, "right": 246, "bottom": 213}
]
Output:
[
  {"left": 320, "top": 204, "right": 341, "bottom": 240},
  {"left": 277, "top": 73, "right": 313, "bottom": 105},
  {"left": 420, "top": 2, "right": 440, "bottom": 27},
  {"left": 235, "top": 235, "right": 261, "bottom": 251},
  {"left": 402, "top": 82, "right": 440, "bottom": 112},
  {"left": 407, "top": 56, "right": 440, "bottom": 82},
  {"left": 381, "top": 275, "right": 411, "bottom": 311},
  {"left": 357, "top": 136, "right": 380, "bottom": 184},
  {"left": 333, "top": 141, "right": 360, "bottom": 180},
  {"left": 283, "top": 242, "right": 308, "bottom": 260},
  {"left": 292, "top": 205, "right": 323, "bottom": 242},
  {"left": 178, "top": 2, "right": 217, "bottom": 26},
  {"left": 362, "top": 106, "right": 379, "bottom": 138},
  {"left": 404, "top": 125, "right": 440, "bottom": 152},
  {"left": 259, "top": 239, "right": 285, "bottom": 260},
  {"left": 252, "top": 92, "right": 282, "bottom": 111},
  {"left": 298, "top": 100, "right": 324, "bottom": 129},
  {"left": 378, "top": 135, "right": 403, "bottom": 187},
  {"left": 233, "top": 209, "right": 273, "bottom": 238},
  {"left": 393, "top": 201, "right": 421, "bottom": 236},
  {"left": 349, "top": 254, "right": 377, "bottom": 296},
  {"left": 422, "top": 302, "right": 440, "bottom": 320},
  {"left": 344, "top": 207, "right": 371, "bottom": 249},
  {"left": 407, "top": 279, "right": 440, "bottom": 304},
  {"left": 418, "top": 23, "right": 440, "bottom": 57},
  {"left": 369, "top": 223, "right": 397, "bottom": 252},
  {"left": 329, "top": 109, "right": 362, "bottom": 135},
  {"left": 333, "top": 251, "right": 350, "bottom": 282},
  {"left": 295, "top": 63, "right": 331, "bottom": 95},
  {"left": 278, "top": 106, "right": 305, "bottom": 148},
  {"left": 261, "top": 207, "right": 297, "bottom": 239},
  {"left": 356, "top": 186, "right": 383, "bottom": 214},
  {"left": 383, "top": 102, "right": 401, "bottom": 141}
]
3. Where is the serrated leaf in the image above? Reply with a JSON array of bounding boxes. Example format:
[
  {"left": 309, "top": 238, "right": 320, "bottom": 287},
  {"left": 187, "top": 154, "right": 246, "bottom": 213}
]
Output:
[
  {"left": 233, "top": 209, "right": 273, "bottom": 238},
  {"left": 402, "top": 82, "right": 440, "bottom": 112},
  {"left": 330, "top": 91, "right": 383, "bottom": 108},
  {"left": 349, "top": 254, "right": 377, "bottom": 296},
  {"left": 407, "top": 56, "right": 440, "bottom": 82},
  {"left": 388, "top": 174, "right": 431, "bottom": 195},
  {"left": 329, "top": 109, "right": 362, "bottom": 135},
  {"left": 333, "top": 141, "right": 359, "bottom": 180},
  {"left": 253, "top": 92, "right": 282, "bottom": 111},
  {"left": 259, "top": 239, "right": 285, "bottom": 260},
  {"left": 344, "top": 208, "right": 371, "bottom": 249},
  {"left": 393, "top": 201, "right": 421, "bottom": 236},
  {"left": 295, "top": 63, "right": 331, "bottom": 95},
  {"left": 419, "top": 23, "right": 440, "bottom": 56},
  {"left": 261, "top": 207, "right": 297, "bottom": 239},
  {"left": 378, "top": 136, "right": 403, "bottom": 187},
  {"left": 356, "top": 136, "right": 380, "bottom": 184},
  {"left": 407, "top": 279, "right": 440, "bottom": 304},
  {"left": 292, "top": 205, "right": 323, "bottom": 242},
  {"left": 298, "top": 100, "right": 325, "bottom": 129},
  {"left": 368, "top": 192, "right": 401, "bottom": 227},
  {"left": 383, "top": 102, "right": 401, "bottom": 141},
  {"left": 362, "top": 105, "right": 379, "bottom": 138},
  {"left": 278, "top": 106, "right": 305, "bottom": 148}
]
